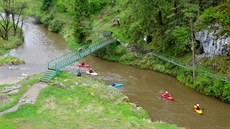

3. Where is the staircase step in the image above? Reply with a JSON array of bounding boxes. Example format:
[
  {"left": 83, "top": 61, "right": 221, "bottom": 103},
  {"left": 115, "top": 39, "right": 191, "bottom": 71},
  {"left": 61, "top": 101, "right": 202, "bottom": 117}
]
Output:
[{"left": 40, "top": 70, "right": 57, "bottom": 82}]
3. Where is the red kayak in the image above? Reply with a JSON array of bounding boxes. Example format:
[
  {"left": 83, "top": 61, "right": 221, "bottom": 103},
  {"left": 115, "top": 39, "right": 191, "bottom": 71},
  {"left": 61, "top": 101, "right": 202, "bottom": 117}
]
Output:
[
  {"left": 77, "top": 63, "right": 90, "bottom": 68},
  {"left": 160, "top": 93, "right": 174, "bottom": 101}
]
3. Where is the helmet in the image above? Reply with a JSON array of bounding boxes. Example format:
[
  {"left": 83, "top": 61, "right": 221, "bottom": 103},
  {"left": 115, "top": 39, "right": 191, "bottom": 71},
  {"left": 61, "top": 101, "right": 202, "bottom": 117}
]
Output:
[
  {"left": 196, "top": 104, "right": 199, "bottom": 106},
  {"left": 166, "top": 91, "right": 168, "bottom": 94}
]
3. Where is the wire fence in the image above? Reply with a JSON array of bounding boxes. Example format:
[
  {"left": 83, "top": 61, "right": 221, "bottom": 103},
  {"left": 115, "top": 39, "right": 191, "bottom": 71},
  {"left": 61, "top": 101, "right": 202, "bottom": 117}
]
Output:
[{"left": 149, "top": 51, "right": 230, "bottom": 82}]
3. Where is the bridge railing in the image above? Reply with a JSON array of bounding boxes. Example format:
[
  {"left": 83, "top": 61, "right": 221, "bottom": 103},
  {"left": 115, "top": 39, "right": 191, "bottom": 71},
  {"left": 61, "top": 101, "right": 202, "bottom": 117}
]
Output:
[
  {"left": 48, "top": 38, "right": 104, "bottom": 69},
  {"left": 48, "top": 37, "right": 116, "bottom": 70}
]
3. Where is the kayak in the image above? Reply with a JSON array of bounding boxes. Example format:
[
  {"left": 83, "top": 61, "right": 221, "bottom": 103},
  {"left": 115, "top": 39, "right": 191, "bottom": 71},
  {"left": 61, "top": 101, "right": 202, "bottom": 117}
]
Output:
[
  {"left": 77, "top": 63, "right": 90, "bottom": 68},
  {"left": 86, "top": 71, "right": 98, "bottom": 76},
  {"left": 129, "top": 102, "right": 142, "bottom": 110},
  {"left": 160, "top": 93, "right": 174, "bottom": 101},
  {"left": 194, "top": 106, "right": 203, "bottom": 115},
  {"left": 109, "top": 83, "right": 123, "bottom": 88}
]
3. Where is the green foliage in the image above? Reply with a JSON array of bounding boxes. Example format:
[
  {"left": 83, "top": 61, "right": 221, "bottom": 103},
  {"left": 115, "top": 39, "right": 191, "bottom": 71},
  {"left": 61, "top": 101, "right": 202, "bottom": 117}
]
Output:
[
  {"left": 176, "top": 67, "right": 230, "bottom": 102},
  {"left": 119, "top": 52, "right": 137, "bottom": 65},
  {"left": 200, "top": 55, "right": 230, "bottom": 74},
  {"left": 39, "top": 13, "right": 54, "bottom": 26},
  {"left": 48, "top": 19, "right": 63, "bottom": 33},
  {"left": 171, "top": 26, "right": 191, "bottom": 55},
  {"left": 0, "top": 56, "right": 25, "bottom": 65},
  {"left": 197, "top": 3, "right": 230, "bottom": 35},
  {"left": 88, "top": 0, "right": 109, "bottom": 15},
  {"left": 0, "top": 28, "right": 24, "bottom": 55},
  {"left": 41, "top": 0, "right": 53, "bottom": 11},
  {"left": 94, "top": 42, "right": 126, "bottom": 61}
]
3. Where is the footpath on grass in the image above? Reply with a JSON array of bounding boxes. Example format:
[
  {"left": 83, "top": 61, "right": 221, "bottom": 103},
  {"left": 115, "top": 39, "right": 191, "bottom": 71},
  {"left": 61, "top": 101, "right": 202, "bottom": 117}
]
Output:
[{"left": 0, "top": 82, "right": 47, "bottom": 115}]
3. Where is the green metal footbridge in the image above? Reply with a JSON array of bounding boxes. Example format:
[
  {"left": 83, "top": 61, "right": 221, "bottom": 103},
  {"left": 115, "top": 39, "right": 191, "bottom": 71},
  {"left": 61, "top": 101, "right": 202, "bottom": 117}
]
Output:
[{"left": 40, "top": 33, "right": 116, "bottom": 82}]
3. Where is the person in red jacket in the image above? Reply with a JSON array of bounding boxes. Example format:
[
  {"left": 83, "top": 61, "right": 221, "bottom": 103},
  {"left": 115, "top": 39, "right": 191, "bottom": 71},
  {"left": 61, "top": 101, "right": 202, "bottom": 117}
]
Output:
[
  {"left": 164, "top": 91, "right": 170, "bottom": 97},
  {"left": 194, "top": 104, "right": 200, "bottom": 110},
  {"left": 89, "top": 69, "right": 93, "bottom": 73}
]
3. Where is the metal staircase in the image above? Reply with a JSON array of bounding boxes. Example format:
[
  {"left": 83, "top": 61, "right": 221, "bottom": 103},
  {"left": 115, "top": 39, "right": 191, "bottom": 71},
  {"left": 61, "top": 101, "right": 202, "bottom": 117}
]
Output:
[{"left": 40, "top": 37, "right": 116, "bottom": 82}]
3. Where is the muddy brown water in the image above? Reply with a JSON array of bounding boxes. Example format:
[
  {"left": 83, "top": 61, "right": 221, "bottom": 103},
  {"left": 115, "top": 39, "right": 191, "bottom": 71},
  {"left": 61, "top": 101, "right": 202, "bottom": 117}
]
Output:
[{"left": 0, "top": 18, "right": 229, "bottom": 129}]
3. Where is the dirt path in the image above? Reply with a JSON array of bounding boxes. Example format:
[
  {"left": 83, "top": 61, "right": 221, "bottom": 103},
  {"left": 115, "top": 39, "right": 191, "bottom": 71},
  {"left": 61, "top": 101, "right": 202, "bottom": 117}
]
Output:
[{"left": 0, "top": 82, "right": 47, "bottom": 115}]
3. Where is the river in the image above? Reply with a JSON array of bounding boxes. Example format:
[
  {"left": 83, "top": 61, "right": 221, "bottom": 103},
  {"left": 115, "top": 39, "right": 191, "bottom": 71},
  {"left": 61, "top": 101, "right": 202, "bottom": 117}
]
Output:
[{"left": 0, "top": 18, "right": 229, "bottom": 129}]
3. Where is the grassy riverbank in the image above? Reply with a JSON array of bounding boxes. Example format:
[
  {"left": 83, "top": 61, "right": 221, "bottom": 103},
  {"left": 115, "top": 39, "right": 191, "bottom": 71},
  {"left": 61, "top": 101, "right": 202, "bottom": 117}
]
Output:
[
  {"left": 0, "top": 56, "right": 25, "bottom": 65},
  {"left": 0, "top": 71, "right": 182, "bottom": 129},
  {"left": 0, "top": 25, "right": 25, "bottom": 65}
]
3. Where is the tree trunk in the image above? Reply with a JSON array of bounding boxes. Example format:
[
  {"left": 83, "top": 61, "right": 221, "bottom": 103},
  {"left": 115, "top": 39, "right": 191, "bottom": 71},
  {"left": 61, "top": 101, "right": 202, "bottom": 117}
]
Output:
[
  {"left": 158, "top": 10, "right": 163, "bottom": 25},
  {"left": 0, "top": 13, "right": 11, "bottom": 40},
  {"left": 174, "top": 0, "right": 178, "bottom": 14},
  {"left": 20, "top": 18, "right": 24, "bottom": 37},
  {"left": 190, "top": 18, "right": 195, "bottom": 82}
]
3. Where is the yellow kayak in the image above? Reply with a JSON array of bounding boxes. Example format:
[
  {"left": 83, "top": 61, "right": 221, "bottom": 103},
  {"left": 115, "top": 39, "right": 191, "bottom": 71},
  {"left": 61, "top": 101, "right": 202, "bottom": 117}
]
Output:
[{"left": 194, "top": 106, "right": 203, "bottom": 115}]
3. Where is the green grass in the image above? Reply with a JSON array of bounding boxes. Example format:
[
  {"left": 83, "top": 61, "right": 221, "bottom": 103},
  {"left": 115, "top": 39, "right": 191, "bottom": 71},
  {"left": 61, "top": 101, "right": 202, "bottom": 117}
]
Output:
[
  {"left": 0, "top": 71, "right": 182, "bottom": 129},
  {"left": 89, "top": 2, "right": 131, "bottom": 44},
  {"left": 0, "top": 28, "right": 24, "bottom": 56},
  {"left": 0, "top": 74, "right": 42, "bottom": 112},
  {"left": 0, "top": 56, "right": 25, "bottom": 65}
]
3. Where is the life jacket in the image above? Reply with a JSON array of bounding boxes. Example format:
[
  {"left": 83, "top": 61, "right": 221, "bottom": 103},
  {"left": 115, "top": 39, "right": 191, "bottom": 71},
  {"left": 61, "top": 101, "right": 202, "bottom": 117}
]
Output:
[
  {"left": 164, "top": 93, "right": 170, "bottom": 97},
  {"left": 194, "top": 106, "right": 200, "bottom": 110}
]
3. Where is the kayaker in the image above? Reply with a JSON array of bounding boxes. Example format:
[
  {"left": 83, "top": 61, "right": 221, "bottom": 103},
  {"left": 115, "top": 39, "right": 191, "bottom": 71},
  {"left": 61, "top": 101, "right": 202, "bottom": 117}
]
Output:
[
  {"left": 77, "top": 70, "right": 81, "bottom": 76},
  {"left": 164, "top": 91, "right": 170, "bottom": 97},
  {"left": 194, "top": 104, "right": 200, "bottom": 110},
  {"left": 89, "top": 69, "right": 93, "bottom": 73},
  {"left": 81, "top": 62, "right": 85, "bottom": 65},
  {"left": 111, "top": 81, "right": 116, "bottom": 86},
  {"left": 134, "top": 102, "right": 139, "bottom": 107}
]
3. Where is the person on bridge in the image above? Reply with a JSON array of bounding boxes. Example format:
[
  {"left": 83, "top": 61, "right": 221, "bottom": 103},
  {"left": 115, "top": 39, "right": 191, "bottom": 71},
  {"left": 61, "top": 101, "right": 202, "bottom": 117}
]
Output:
[{"left": 194, "top": 104, "right": 200, "bottom": 110}]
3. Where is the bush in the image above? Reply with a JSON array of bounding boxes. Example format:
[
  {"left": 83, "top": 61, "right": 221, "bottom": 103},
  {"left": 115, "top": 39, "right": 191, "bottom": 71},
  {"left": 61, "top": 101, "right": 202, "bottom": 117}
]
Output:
[
  {"left": 171, "top": 26, "right": 191, "bottom": 56},
  {"left": 48, "top": 19, "right": 63, "bottom": 33},
  {"left": 89, "top": 0, "right": 109, "bottom": 15}
]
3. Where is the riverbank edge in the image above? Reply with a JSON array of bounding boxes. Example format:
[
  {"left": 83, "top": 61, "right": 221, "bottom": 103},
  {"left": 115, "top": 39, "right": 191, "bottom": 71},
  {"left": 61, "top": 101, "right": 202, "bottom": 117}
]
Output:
[
  {"left": 0, "top": 26, "right": 25, "bottom": 65},
  {"left": 0, "top": 72, "right": 183, "bottom": 129}
]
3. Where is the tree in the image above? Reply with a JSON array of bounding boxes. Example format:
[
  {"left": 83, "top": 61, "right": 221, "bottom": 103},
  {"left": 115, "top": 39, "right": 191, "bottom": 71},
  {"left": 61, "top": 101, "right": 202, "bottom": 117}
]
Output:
[
  {"left": 41, "top": 0, "right": 52, "bottom": 12},
  {"left": 0, "top": 0, "right": 27, "bottom": 40},
  {"left": 123, "top": 0, "right": 170, "bottom": 44},
  {"left": 0, "top": 0, "right": 12, "bottom": 40},
  {"left": 72, "top": 0, "right": 90, "bottom": 43},
  {"left": 10, "top": 0, "right": 27, "bottom": 36},
  {"left": 181, "top": 1, "right": 199, "bottom": 81}
]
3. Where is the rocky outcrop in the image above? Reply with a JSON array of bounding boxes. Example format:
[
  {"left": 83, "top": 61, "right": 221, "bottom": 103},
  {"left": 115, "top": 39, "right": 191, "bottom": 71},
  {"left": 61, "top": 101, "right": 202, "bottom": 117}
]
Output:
[
  {"left": 195, "top": 28, "right": 230, "bottom": 58},
  {"left": 2, "top": 84, "right": 22, "bottom": 95}
]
